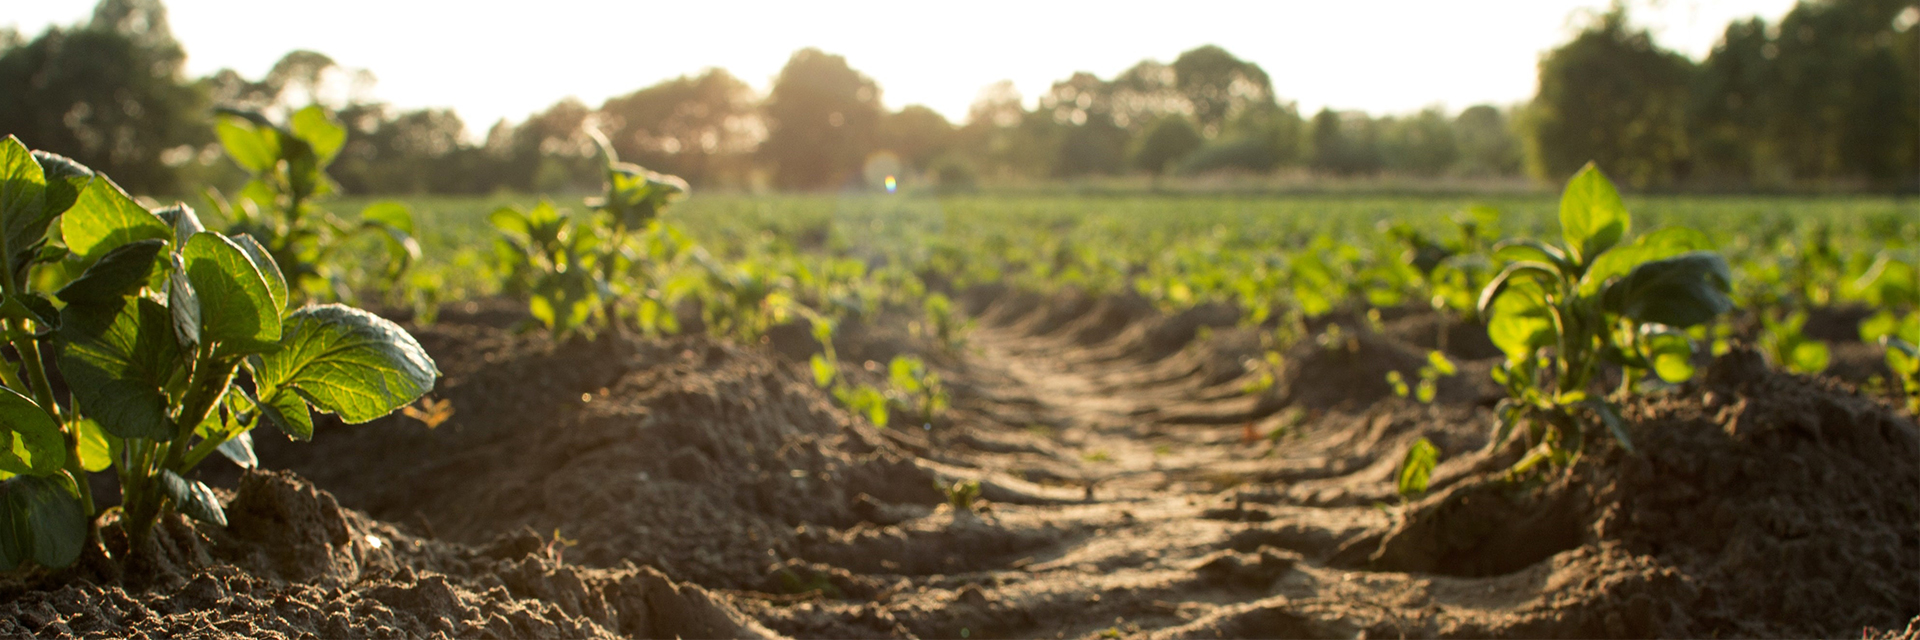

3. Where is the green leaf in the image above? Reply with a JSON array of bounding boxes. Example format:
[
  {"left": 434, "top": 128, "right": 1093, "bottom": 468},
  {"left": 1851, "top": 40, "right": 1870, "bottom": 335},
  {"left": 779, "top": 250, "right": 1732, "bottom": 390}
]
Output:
[
  {"left": 60, "top": 174, "right": 172, "bottom": 266},
  {"left": 55, "top": 238, "right": 166, "bottom": 305},
  {"left": 159, "top": 469, "right": 226, "bottom": 526},
  {"left": 0, "top": 386, "right": 63, "bottom": 477},
  {"left": 255, "top": 387, "right": 314, "bottom": 441},
  {"left": 217, "top": 431, "right": 258, "bottom": 469},
  {"left": 0, "top": 136, "right": 52, "bottom": 275},
  {"left": 229, "top": 234, "right": 287, "bottom": 316},
  {"left": 57, "top": 296, "right": 179, "bottom": 440},
  {"left": 1477, "top": 261, "right": 1559, "bottom": 319},
  {"left": 1642, "top": 328, "right": 1696, "bottom": 383},
  {"left": 154, "top": 202, "right": 206, "bottom": 249},
  {"left": 289, "top": 106, "right": 346, "bottom": 166},
  {"left": 1601, "top": 252, "right": 1735, "bottom": 328},
  {"left": 184, "top": 232, "right": 281, "bottom": 354},
  {"left": 1491, "top": 239, "right": 1570, "bottom": 272},
  {"left": 809, "top": 353, "right": 836, "bottom": 387},
  {"left": 1395, "top": 437, "right": 1439, "bottom": 498},
  {"left": 1558, "top": 163, "right": 1630, "bottom": 264},
  {"left": 1787, "top": 340, "right": 1831, "bottom": 375},
  {"left": 360, "top": 201, "right": 414, "bottom": 236},
  {"left": 0, "top": 475, "right": 87, "bottom": 569},
  {"left": 166, "top": 254, "right": 201, "bottom": 349},
  {"left": 71, "top": 414, "right": 116, "bottom": 473},
  {"left": 31, "top": 150, "right": 92, "bottom": 219},
  {"left": 1580, "top": 227, "right": 1712, "bottom": 297},
  {"left": 1426, "top": 350, "right": 1457, "bottom": 376},
  {"left": 253, "top": 304, "right": 439, "bottom": 424},
  {"left": 1486, "top": 279, "right": 1556, "bottom": 364},
  {"left": 215, "top": 116, "right": 282, "bottom": 174}
]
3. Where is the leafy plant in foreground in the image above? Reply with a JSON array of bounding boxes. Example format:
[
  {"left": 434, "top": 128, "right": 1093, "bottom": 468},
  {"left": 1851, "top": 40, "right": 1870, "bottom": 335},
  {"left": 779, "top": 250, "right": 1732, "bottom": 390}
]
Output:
[
  {"left": 208, "top": 106, "right": 420, "bottom": 301},
  {"left": 1478, "top": 163, "right": 1734, "bottom": 470},
  {"left": 0, "top": 136, "right": 439, "bottom": 569}
]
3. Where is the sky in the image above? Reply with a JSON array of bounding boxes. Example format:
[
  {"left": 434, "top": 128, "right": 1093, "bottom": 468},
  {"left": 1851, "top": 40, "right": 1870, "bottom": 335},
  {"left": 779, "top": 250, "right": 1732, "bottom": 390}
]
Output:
[{"left": 7, "top": 0, "right": 1800, "bottom": 131}]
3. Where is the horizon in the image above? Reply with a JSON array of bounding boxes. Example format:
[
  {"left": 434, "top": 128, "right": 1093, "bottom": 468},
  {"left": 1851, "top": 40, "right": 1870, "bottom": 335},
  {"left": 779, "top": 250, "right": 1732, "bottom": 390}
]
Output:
[{"left": 6, "top": 0, "right": 1799, "bottom": 134}]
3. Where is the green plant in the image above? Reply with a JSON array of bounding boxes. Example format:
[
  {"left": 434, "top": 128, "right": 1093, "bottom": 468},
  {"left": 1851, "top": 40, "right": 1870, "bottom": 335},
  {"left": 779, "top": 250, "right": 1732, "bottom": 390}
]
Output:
[
  {"left": 1861, "top": 311, "right": 1919, "bottom": 412},
  {"left": 887, "top": 355, "right": 948, "bottom": 428},
  {"left": 913, "top": 293, "right": 973, "bottom": 354},
  {"left": 0, "top": 136, "right": 439, "bottom": 569},
  {"left": 1395, "top": 437, "right": 1440, "bottom": 500},
  {"left": 490, "top": 132, "right": 687, "bottom": 340},
  {"left": 1479, "top": 163, "right": 1734, "bottom": 471},
  {"left": 208, "top": 106, "right": 419, "bottom": 301},
  {"left": 942, "top": 479, "right": 982, "bottom": 511},
  {"left": 1758, "top": 310, "right": 1831, "bottom": 375},
  {"left": 1387, "top": 351, "right": 1459, "bottom": 403}
]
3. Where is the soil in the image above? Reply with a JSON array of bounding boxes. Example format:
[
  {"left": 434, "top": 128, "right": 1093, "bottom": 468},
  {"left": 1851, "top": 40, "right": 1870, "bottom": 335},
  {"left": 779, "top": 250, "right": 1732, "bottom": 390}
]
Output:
[{"left": 4, "top": 291, "right": 1915, "bottom": 639}]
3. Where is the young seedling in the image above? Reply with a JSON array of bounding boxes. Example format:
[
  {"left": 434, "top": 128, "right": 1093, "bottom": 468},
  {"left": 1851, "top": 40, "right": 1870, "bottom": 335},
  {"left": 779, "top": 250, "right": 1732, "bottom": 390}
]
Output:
[
  {"left": 490, "top": 130, "right": 687, "bottom": 340},
  {"left": 1479, "top": 163, "right": 1734, "bottom": 471},
  {"left": 208, "top": 106, "right": 420, "bottom": 302},
  {"left": 942, "top": 479, "right": 983, "bottom": 512},
  {"left": 887, "top": 355, "right": 949, "bottom": 429},
  {"left": 1387, "top": 351, "right": 1460, "bottom": 403},
  {"left": 1394, "top": 437, "right": 1440, "bottom": 501},
  {"left": 0, "top": 136, "right": 439, "bottom": 568}
]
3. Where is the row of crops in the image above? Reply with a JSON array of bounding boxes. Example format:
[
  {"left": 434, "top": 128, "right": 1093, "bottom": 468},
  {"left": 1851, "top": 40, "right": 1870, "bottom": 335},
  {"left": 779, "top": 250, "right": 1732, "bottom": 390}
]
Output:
[{"left": 2, "top": 105, "right": 1915, "bottom": 576}]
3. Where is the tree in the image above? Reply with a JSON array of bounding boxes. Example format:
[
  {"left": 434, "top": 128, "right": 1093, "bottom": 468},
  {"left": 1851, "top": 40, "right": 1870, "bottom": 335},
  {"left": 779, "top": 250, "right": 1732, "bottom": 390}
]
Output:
[
  {"left": 1379, "top": 107, "right": 1460, "bottom": 177},
  {"left": 1171, "top": 45, "right": 1274, "bottom": 136},
  {"left": 1454, "top": 104, "right": 1522, "bottom": 177},
  {"left": 1129, "top": 115, "right": 1203, "bottom": 174},
  {"left": 760, "top": 48, "right": 883, "bottom": 190},
  {"left": 1525, "top": 7, "right": 1695, "bottom": 188},
  {"left": 0, "top": 0, "right": 205, "bottom": 194},
  {"left": 598, "top": 68, "right": 760, "bottom": 187},
  {"left": 1310, "top": 108, "right": 1380, "bottom": 176},
  {"left": 878, "top": 105, "right": 955, "bottom": 171},
  {"left": 1690, "top": 18, "right": 1778, "bottom": 185}
]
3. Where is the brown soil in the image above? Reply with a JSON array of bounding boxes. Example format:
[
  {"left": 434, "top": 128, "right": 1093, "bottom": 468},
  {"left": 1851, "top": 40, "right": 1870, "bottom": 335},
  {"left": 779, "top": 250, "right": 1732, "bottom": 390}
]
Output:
[{"left": 5, "top": 292, "right": 1915, "bottom": 639}]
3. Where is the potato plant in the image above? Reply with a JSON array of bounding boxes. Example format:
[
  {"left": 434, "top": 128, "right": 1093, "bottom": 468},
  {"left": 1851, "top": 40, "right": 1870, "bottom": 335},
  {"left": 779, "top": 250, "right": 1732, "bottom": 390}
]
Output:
[
  {"left": 0, "top": 136, "right": 439, "bottom": 569},
  {"left": 491, "top": 132, "right": 687, "bottom": 339},
  {"left": 1479, "top": 163, "right": 1734, "bottom": 470},
  {"left": 208, "top": 106, "right": 420, "bottom": 301}
]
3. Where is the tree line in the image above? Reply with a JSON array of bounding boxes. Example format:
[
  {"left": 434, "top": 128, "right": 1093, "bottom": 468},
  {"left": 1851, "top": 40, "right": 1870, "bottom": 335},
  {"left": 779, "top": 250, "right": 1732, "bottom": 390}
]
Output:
[{"left": 3, "top": 0, "right": 1913, "bottom": 196}]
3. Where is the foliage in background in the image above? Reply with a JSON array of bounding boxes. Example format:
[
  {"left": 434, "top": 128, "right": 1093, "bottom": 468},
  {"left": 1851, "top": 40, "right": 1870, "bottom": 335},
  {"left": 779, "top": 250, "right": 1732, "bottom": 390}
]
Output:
[{"left": 204, "top": 105, "right": 420, "bottom": 302}]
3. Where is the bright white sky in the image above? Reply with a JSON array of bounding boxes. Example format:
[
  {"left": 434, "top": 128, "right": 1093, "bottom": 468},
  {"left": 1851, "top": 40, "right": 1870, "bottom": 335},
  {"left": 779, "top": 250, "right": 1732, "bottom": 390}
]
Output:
[{"left": 8, "top": 1, "right": 1797, "bottom": 133}]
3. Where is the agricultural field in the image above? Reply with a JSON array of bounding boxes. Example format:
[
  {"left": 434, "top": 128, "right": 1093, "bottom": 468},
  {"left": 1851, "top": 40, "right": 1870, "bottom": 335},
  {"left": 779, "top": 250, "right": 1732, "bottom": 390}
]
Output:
[{"left": 0, "top": 114, "right": 1916, "bottom": 640}]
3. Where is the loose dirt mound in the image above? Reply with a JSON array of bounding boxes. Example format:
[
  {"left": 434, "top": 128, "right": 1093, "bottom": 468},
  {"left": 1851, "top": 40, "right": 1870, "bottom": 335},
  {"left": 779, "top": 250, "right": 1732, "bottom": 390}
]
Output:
[
  {"left": 1347, "top": 347, "right": 1919, "bottom": 637},
  {"left": 9, "top": 290, "right": 1914, "bottom": 639},
  {"left": 254, "top": 300, "right": 945, "bottom": 589},
  {"left": 0, "top": 470, "right": 772, "bottom": 639}
]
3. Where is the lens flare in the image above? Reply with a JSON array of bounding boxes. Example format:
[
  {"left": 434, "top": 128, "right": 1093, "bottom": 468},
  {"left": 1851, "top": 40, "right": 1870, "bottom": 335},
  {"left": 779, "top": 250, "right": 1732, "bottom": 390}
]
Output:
[{"left": 885, "top": 175, "right": 897, "bottom": 193}]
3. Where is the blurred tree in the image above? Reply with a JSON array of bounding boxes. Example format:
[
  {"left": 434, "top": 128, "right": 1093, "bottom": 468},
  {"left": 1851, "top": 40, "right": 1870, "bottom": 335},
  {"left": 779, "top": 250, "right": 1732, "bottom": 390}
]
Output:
[
  {"left": 1453, "top": 104, "right": 1522, "bottom": 177},
  {"left": 1766, "top": 0, "right": 1917, "bottom": 186},
  {"left": 1106, "top": 60, "right": 1188, "bottom": 131},
  {"left": 1171, "top": 45, "right": 1274, "bottom": 136},
  {"left": 760, "top": 48, "right": 883, "bottom": 190},
  {"left": 878, "top": 105, "right": 955, "bottom": 171},
  {"left": 1041, "top": 72, "right": 1128, "bottom": 177},
  {"left": 1379, "top": 107, "right": 1460, "bottom": 176},
  {"left": 331, "top": 106, "right": 475, "bottom": 194},
  {"left": 1129, "top": 115, "right": 1203, "bottom": 174},
  {"left": 1310, "top": 108, "right": 1381, "bottom": 176},
  {"left": 0, "top": 0, "right": 206, "bottom": 194},
  {"left": 1525, "top": 7, "right": 1694, "bottom": 188},
  {"left": 598, "top": 68, "right": 760, "bottom": 188},
  {"left": 1689, "top": 18, "right": 1778, "bottom": 185}
]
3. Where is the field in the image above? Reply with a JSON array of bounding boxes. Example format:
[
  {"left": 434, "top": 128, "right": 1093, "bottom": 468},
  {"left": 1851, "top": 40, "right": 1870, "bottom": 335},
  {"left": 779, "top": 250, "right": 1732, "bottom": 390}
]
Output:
[{"left": 1, "top": 131, "right": 1916, "bottom": 638}]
